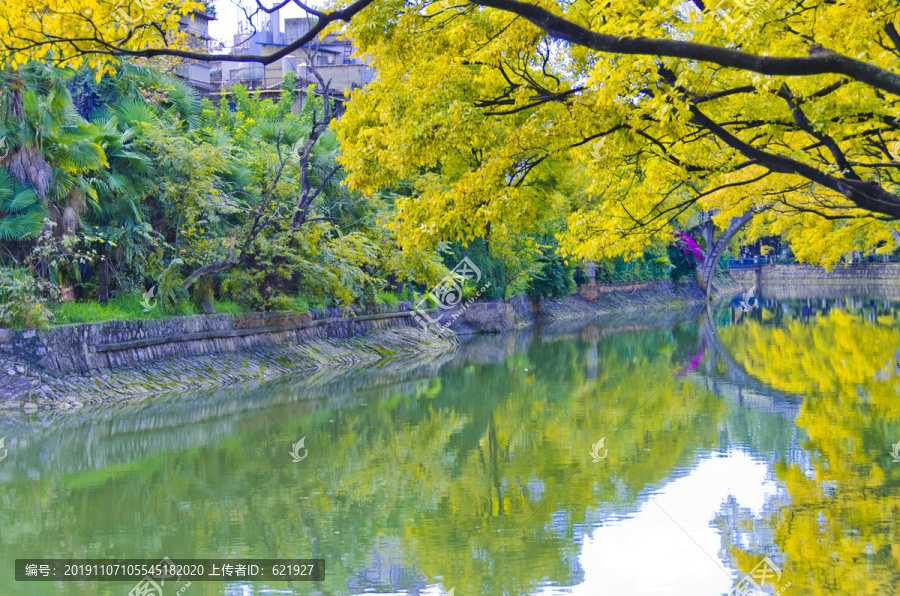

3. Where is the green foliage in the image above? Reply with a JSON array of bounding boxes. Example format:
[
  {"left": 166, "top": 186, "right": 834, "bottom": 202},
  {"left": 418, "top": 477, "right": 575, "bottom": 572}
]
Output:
[
  {"left": 594, "top": 251, "right": 672, "bottom": 284},
  {"left": 155, "top": 257, "right": 187, "bottom": 313},
  {"left": 2, "top": 60, "right": 601, "bottom": 322},
  {"left": 210, "top": 300, "right": 244, "bottom": 316},
  {"left": 0, "top": 170, "right": 46, "bottom": 241},
  {"left": 377, "top": 291, "right": 400, "bottom": 309},
  {"left": 666, "top": 245, "right": 695, "bottom": 283},
  {"left": 526, "top": 240, "right": 574, "bottom": 299},
  {"left": 0, "top": 267, "right": 55, "bottom": 328},
  {"left": 441, "top": 238, "right": 508, "bottom": 301},
  {"left": 220, "top": 269, "right": 264, "bottom": 311}
]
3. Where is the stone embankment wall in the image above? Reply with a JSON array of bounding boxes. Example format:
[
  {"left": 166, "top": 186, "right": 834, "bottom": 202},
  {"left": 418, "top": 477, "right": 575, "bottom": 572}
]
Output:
[
  {"left": 0, "top": 281, "right": 705, "bottom": 407},
  {"left": 0, "top": 304, "right": 453, "bottom": 406},
  {"left": 729, "top": 263, "right": 900, "bottom": 285},
  {"left": 577, "top": 281, "right": 654, "bottom": 301},
  {"left": 451, "top": 279, "right": 704, "bottom": 334},
  {"left": 2, "top": 304, "right": 431, "bottom": 375}
]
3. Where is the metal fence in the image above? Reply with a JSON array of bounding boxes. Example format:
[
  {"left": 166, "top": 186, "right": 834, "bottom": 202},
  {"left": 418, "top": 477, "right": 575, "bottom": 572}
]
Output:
[{"left": 727, "top": 256, "right": 768, "bottom": 269}]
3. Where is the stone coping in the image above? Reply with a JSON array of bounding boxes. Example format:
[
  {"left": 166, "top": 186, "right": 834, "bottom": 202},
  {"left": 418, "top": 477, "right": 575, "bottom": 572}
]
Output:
[{"left": 94, "top": 309, "right": 437, "bottom": 353}]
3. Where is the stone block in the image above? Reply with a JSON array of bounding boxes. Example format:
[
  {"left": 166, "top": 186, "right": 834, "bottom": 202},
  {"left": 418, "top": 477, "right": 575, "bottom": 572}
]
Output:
[{"left": 462, "top": 300, "right": 515, "bottom": 332}]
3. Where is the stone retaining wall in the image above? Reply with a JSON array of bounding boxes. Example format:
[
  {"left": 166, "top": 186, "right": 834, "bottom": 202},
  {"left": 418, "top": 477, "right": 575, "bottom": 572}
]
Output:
[
  {"left": 729, "top": 263, "right": 900, "bottom": 284},
  {"left": 577, "top": 281, "right": 654, "bottom": 301},
  {"left": 0, "top": 283, "right": 704, "bottom": 407},
  {"left": 0, "top": 326, "right": 453, "bottom": 408},
  {"left": 0, "top": 302, "right": 433, "bottom": 376},
  {"left": 233, "top": 311, "right": 312, "bottom": 329},
  {"left": 459, "top": 300, "right": 516, "bottom": 332}
]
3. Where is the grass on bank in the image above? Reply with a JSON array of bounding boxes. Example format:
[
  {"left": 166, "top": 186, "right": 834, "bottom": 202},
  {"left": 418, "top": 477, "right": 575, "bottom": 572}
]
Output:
[
  {"left": 5, "top": 284, "right": 420, "bottom": 328},
  {"left": 51, "top": 292, "right": 245, "bottom": 325},
  {"left": 47, "top": 290, "right": 412, "bottom": 326}
]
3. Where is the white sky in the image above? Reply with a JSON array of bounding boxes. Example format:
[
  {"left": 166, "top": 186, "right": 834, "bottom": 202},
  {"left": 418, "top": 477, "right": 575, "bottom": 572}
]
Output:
[{"left": 208, "top": 0, "right": 328, "bottom": 49}]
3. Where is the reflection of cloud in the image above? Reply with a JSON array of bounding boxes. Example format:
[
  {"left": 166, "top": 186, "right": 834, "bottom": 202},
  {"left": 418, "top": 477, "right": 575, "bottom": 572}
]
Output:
[{"left": 534, "top": 450, "right": 778, "bottom": 596}]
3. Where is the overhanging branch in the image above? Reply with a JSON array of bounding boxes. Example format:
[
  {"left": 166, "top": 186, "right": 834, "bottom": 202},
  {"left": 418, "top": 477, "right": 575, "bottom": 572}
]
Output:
[{"left": 470, "top": 0, "right": 900, "bottom": 97}]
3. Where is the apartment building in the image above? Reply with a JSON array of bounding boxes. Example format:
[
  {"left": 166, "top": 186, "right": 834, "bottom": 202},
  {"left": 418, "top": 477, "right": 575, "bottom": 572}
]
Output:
[
  {"left": 211, "top": 11, "right": 376, "bottom": 113},
  {"left": 173, "top": 3, "right": 217, "bottom": 96}
]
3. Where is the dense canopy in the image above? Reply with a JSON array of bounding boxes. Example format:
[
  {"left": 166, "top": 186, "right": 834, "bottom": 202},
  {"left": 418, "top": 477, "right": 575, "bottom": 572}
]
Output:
[{"left": 333, "top": 0, "right": 900, "bottom": 267}]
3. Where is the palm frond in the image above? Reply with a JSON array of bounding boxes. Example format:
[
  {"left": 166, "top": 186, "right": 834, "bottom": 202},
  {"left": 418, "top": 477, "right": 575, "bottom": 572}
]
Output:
[
  {"left": 112, "top": 99, "right": 159, "bottom": 128},
  {"left": 0, "top": 208, "right": 46, "bottom": 240},
  {"left": 7, "top": 187, "right": 40, "bottom": 211},
  {"left": 55, "top": 135, "right": 107, "bottom": 172}
]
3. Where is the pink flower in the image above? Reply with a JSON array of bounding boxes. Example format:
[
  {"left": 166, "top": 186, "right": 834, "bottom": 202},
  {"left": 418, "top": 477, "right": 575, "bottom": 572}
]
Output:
[{"left": 672, "top": 231, "right": 704, "bottom": 264}]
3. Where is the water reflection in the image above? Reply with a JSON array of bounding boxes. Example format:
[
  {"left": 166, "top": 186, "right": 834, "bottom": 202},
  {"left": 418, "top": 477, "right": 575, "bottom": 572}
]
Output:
[{"left": 0, "top": 298, "right": 898, "bottom": 595}]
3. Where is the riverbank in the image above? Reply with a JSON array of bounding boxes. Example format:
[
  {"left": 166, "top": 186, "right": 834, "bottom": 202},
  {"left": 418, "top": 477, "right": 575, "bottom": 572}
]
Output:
[
  {"left": 0, "top": 325, "right": 452, "bottom": 409},
  {"left": 728, "top": 261, "right": 900, "bottom": 285},
  {"left": 0, "top": 281, "right": 706, "bottom": 409},
  {"left": 724, "top": 262, "right": 900, "bottom": 300},
  {"left": 0, "top": 304, "right": 455, "bottom": 408}
]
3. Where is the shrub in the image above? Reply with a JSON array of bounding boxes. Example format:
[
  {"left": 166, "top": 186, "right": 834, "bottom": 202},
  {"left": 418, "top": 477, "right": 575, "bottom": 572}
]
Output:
[
  {"left": 210, "top": 300, "right": 244, "bottom": 315},
  {"left": 527, "top": 244, "right": 574, "bottom": 298},
  {"left": 441, "top": 239, "right": 507, "bottom": 300},
  {"left": 377, "top": 291, "right": 400, "bottom": 309},
  {"left": 0, "top": 267, "right": 56, "bottom": 328},
  {"left": 667, "top": 244, "right": 695, "bottom": 283},
  {"left": 221, "top": 270, "right": 264, "bottom": 310}
]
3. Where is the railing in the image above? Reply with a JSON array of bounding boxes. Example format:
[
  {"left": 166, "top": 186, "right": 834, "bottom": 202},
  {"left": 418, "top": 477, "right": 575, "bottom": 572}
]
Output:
[{"left": 728, "top": 256, "right": 768, "bottom": 269}]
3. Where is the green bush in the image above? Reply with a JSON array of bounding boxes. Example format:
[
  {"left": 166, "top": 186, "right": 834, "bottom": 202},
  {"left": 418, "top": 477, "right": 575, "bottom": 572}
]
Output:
[
  {"left": 594, "top": 253, "right": 672, "bottom": 284},
  {"left": 377, "top": 291, "right": 400, "bottom": 309},
  {"left": 666, "top": 245, "right": 695, "bottom": 283},
  {"left": 221, "top": 270, "right": 264, "bottom": 311},
  {"left": 0, "top": 267, "right": 56, "bottom": 328},
  {"left": 441, "top": 239, "right": 507, "bottom": 300},
  {"left": 210, "top": 300, "right": 244, "bottom": 315},
  {"left": 526, "top": 243, "right": 574, "bottom": 298},
  {"left": 267, "top": 295, "right": 295, "bottom": 311}
]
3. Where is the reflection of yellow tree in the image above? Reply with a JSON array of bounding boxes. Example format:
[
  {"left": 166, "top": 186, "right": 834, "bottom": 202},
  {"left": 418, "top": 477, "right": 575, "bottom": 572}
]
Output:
[
  {"left": 720, "top": 308, "right": 900, "bottom": 399},
  {"left": 0, "top": 331, "right": 725, "bottom": 595},
  {"left": 310, "top": 335, "right": 725, "bottom": 595},
  {"left": 719, "top": 310, "right": 900, "bottom": 595}
]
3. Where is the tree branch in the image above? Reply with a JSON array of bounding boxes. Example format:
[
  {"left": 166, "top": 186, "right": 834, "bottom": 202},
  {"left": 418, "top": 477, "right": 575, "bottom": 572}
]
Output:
[
  {"left": 93, "top": 0, "right": 376, "bottom": 65},
  {"left": 470, "top": 0, "right": 900, "bottom": 97}
]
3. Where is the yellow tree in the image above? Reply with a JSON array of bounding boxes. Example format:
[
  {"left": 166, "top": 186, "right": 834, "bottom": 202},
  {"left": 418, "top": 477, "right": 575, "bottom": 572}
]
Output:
[
  {"left": 332, "top": 0, "right": 900, "bottom": 268},
  {"left": 9, "top": 0, "right": 900, "bottom": 271},
  {"left": 0, "top": 0, "right": 375, "bottom": 74}
]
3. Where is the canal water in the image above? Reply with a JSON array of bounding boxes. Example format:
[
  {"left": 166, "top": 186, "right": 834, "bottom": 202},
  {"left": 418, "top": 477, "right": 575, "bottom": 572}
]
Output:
[{"left": 1, "top": 294, "right": 898, "bottom": 595}]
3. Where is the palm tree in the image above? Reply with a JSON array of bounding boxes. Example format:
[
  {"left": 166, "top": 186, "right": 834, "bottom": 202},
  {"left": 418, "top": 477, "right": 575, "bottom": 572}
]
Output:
[
  {"left": 0, "top": 170, "right": 46, "bottom": 246},
  {"left": 80, "top": 103, "right": 159, "bottom": 304}
]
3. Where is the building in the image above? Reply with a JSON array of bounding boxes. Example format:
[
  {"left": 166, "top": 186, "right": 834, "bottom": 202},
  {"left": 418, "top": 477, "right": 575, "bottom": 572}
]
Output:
[
  {"left": 283, "top": 17, "right": 377, "bottom": 98},
  {"left": 211, "top": 11, "right": 376, "bottom": 113},
  {"left": 210, "top": 11, "right": 282, "bottom": 90},
  {"left": 173, "top": 3, "right": 217, "bottom": 96}
]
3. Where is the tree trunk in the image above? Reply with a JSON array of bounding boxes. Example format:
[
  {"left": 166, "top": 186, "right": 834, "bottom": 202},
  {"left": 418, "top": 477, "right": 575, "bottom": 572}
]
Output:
[
  {"left": 98, "top": 250, "right": 109, "bottom": 306},
  {"left": 183, "top": 260, "right": 238, "bottom": 290}
]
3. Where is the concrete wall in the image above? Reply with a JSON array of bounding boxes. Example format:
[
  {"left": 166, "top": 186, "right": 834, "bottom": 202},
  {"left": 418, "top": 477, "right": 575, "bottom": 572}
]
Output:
[
  {"left": 0, "top": 303, "right": 432, "bottom": 375},
  {"left": 729, "top": 263, "right": 900, "bottom": 285},
  {"left": 577, "top": 281, "right": 654, "bottom": 301}
]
